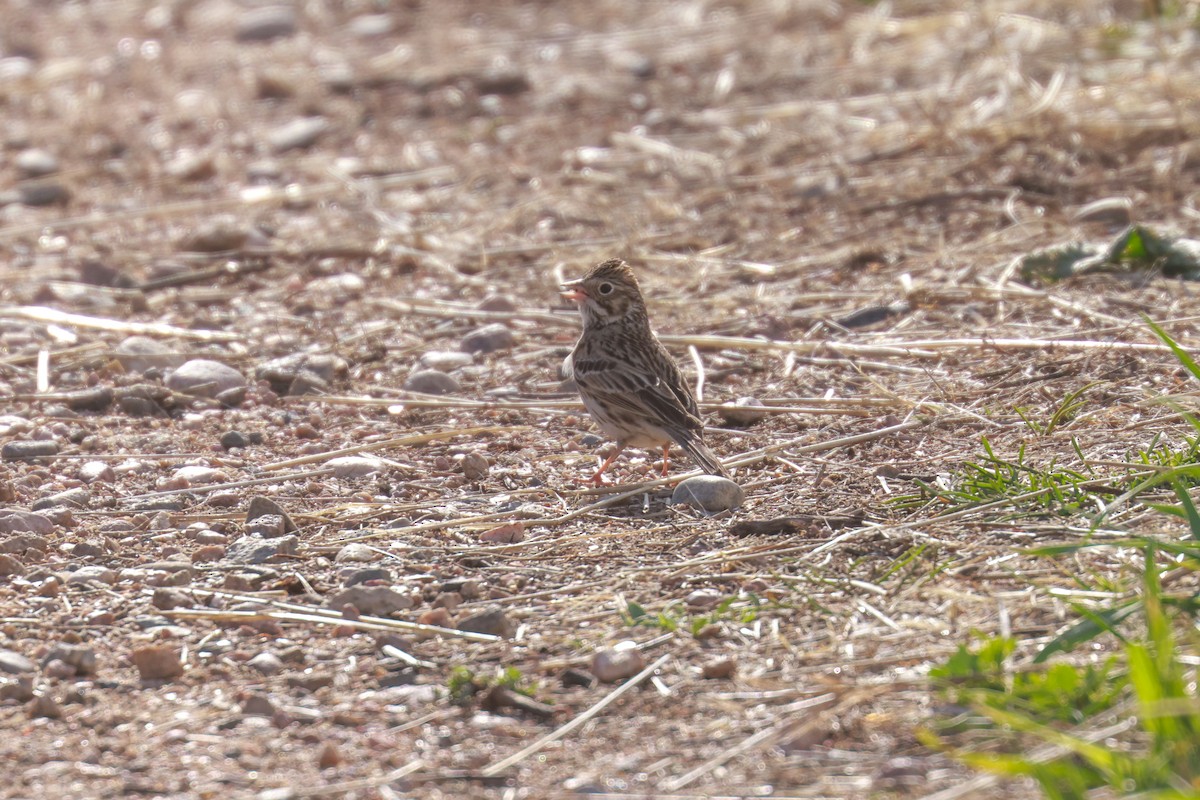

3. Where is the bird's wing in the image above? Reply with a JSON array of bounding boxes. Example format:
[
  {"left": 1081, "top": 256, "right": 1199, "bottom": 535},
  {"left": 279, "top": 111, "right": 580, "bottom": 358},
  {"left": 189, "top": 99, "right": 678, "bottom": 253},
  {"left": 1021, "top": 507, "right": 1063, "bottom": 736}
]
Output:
[{"left": 572, "top": 350, "right": 704, "bottom": 433}]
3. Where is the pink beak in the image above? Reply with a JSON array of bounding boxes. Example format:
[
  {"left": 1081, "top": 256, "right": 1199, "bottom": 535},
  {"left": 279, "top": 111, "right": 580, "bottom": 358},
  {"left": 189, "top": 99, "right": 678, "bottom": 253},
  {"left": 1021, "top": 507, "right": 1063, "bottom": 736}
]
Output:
[{"left": 560, "top": 282, "right": 586, "bottom": 302}]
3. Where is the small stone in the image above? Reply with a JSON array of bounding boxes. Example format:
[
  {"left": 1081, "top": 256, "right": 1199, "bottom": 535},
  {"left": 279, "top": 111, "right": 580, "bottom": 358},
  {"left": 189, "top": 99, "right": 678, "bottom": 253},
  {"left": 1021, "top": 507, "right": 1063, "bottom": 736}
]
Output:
[
  {"left": 718, "top": 396, "right": 767, "bottom": 427},
  {"left": 164, "top": 149, "right": 216, "bottom": 181},
  {"left": 2, "top": 440, "right": 59, "bottom": 460},
  {"left": 15, "top": 148, "right": 59, "bottom": 177},
  {"left": 0, "top": 648, "right": 36, "bottom": 674},
  {"left": 130, "top": 645, "right": 184, "bottom": 680},
  {"left": 342, "top": 567, "right": 391, "bottom": 587},
  {"left": 0, "top": 528, "right": 52, "bottom": 548},
  {"left": 235, "top": 6, "right": 298, "bottom": 42},
  {"left": 403, "top": 369, "right": 460, "bottom": 395},
  {"left": 461, "top": 451, "right": 490, "bottom": 481},
  {"left": 19, "top": 180, "right": 70, "bottom": 206},
  {"left": 701, "top": 657, "right": 737, "bottom": 680},
  {"left": 328, "top": 456, "right": 386, "bottom": 479},
  {"left": 67, "top": 565, "right": 118, "bottom": 585},
  {"left": 246, "top": 514, "right": 287, "bottom": 539},
  {"left": 32, "top": 487, "right": 90, "bottom": 510},
  {"left": 477, "top": 295, "right": 517, "bottom": 312},
  {"left": 460, "top": 323, "right": 514, "bottom": 354},
  {"left": 224, "top": 535, "right": 299, "bottom": 564},
  {"left": 685, "top": 588, "right": 722, "bottom": 610},
  {"left": 456, "top": 607, "right": 514, "bottom": 638},
  {"left": 268, "top": 116, "right": 328, "bottom": 153},
  {"left": 441, "top": 578, "right": 482, "bottom": 600},
  {"left": 1072, "top": 196, "right": 1132, "bottom": 226},
  {"left": 246, "top": 496, "right": 297, "bottom": 532},
  {"left": 327, "top": 586, "right": 413, "bottom": 617},
  {"left": 180, "top": 217, "right": 254, "bottom": 253},
  {"left": 166, "top": 359, "right": 247, "bottom": 399},
  {"left": 561, "top": 668, "right": 597, "bottom": 689},
  {"left": 591, "top": 643, "right": 645, "bottom": 683},
  {"left": 113, "top": 336, "right": 187, "bottom": 373},
  {"left": 347, "top": 13, "right": 394, "bottom": 37},
  {"left": 61, "top": 386, "right": 114, "bottom": 411},
  {"left": 671, "top": 475, "right": 744, "bottom": 512},
  {"left": 419, "top": 351, "right": 473, "bottom": 371},
  {"left": 241, "top": 692, "right": 278, "bottom": 716},
  {"left": 317, "top": 741, "right": 341, "bottom": 770},
  {"left": 44, "top": 659, "right": 76, "bottom": 679},
  {"left": 433, "top": 592, "right": 462, "bottom": 611},
  {"left": 473, "top": 67, "right": 531, "bottom": 96},
  {"left": 479, "top": 522, "right": 523, "bottom": 543},
  {"left": 72, "top": 541, "right": 105, "bottom": 558},
  {"left": 28, "top": 693, "right": 63, "bottom": 719},
  {"left": 255, "top": 353, "right": 348, "bottom": 393},
  {"left": 0, "top": 554, "right": 24, "bottom": 576},
  {"left": 247, "top": 652, "right": 284, "bottom": 676},
  {"left": 151, "top": 587, "right": 192, "bottom": 611},
  {"left": 0, "top": 676, "right": 34, "bottom": 702},
  {"left": 335, "top": 543, "right": 378, "bottom": 563},
  {"left": 42, "top": 644, "right": 97, "bottom": 676},
  {"left": 79, "top": 461, "right": 116, "bottom": 483},
  {"left": 417, "top": 607, "right": 453, "bottom": 627},
  {"left": 220, "top": 431, "right": 249, "bottom": 450}
]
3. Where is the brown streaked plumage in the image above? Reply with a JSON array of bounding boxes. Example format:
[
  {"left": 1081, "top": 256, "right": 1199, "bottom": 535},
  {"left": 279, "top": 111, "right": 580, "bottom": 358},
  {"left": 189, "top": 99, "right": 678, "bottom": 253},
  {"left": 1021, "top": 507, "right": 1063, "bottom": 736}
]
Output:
[{"left": 560, "top": 258, "right": 730, "bottom": 484}]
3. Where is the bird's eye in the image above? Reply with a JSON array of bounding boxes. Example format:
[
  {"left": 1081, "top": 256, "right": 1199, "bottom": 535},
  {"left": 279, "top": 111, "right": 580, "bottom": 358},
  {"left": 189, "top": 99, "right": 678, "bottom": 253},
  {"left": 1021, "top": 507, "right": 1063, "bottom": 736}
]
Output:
[{"left": 598, "top": 282, "right": 613, "bottom": 295}]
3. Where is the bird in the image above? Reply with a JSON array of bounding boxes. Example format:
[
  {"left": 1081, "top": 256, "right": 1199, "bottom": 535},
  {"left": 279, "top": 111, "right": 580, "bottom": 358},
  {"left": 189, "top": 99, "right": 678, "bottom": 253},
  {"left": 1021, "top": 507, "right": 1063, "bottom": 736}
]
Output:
[{"left": 560, "top": 258, "right": 730, "bottom": 484}]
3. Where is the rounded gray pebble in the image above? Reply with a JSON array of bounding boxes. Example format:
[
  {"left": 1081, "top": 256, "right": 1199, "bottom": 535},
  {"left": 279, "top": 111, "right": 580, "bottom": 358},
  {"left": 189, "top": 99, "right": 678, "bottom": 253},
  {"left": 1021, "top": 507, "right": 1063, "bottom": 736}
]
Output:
[
  {"left": 671, "top": 475, "right": 744, "bottom": 512},
  {"left": 166, "top": 359, "right": 247, "bottom": 399},
  {"left": 15, "top": 148, "right": 59, "bottom": 178},
  {"left": 460, "top": 323, "right": 514, "bottom": 354},
  {"left": 235, "top": 5, "right": 297, "bottom": 41},
  {"left": 403, "top": 369, "right": 461, "bottom": 395}
]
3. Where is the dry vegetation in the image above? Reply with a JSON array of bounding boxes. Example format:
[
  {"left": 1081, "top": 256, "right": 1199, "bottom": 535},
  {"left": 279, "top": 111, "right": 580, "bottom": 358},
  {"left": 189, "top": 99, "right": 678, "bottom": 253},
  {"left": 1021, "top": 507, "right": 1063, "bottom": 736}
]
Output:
[{"left": 2, "top": 0, "right": 1200, "bottom": 798}]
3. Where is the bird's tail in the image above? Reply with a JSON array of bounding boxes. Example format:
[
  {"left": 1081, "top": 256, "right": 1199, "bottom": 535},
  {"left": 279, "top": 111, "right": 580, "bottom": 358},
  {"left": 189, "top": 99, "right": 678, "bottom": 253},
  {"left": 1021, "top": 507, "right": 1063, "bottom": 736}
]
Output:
[{"left": 675, "top": 432, "right": 730, "bottom": 478}]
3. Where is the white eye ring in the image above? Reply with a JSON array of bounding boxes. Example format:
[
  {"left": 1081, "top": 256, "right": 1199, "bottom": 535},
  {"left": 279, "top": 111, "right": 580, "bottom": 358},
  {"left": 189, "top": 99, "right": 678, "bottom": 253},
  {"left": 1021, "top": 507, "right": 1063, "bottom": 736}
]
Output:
[{"left": 598, "top": 282, "right": 613, "bottom": 295}]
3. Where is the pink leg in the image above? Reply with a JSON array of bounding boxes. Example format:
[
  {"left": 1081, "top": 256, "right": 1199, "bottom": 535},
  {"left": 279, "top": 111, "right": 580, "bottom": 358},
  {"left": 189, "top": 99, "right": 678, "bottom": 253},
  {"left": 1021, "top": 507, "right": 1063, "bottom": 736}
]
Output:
[
  {"left": 661, "top": 443, "right": 670, "bottom": 477},
  {"left": 591, "top": 444, "right": 626, "bottom": 485}
]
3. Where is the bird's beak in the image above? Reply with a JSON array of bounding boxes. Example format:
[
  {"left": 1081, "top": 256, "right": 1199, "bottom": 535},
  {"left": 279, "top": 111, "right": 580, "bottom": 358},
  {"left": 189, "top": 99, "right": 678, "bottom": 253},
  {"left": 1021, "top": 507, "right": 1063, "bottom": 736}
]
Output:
[{"left": 560, "top": 280, "right": 586, "bottom": 302}]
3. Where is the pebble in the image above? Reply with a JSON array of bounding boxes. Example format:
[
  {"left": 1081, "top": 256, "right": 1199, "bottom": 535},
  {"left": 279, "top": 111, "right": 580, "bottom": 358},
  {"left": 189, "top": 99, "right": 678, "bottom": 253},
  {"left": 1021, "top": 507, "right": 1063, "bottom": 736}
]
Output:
[
  {"left": 2, "top": 440, "right": 59, "bottom": 460},
  {"left": 245, "top": 514, "right": 287, "bottom": 539},
  {"left": 419, "top": 350, "right": 473, "bottom": 371},
  {"left": 1072, "top": 196, "right": 1132, "bottom": 226},
  {"left": 116, "top": 387, "right": 166, "bottom": 417},
  {"left": 235, "top": 6, "right": 298, "bottom": 42},
  {"left": 78, "top": 461, "right": 115, "bottom": 483},
  {"left": 220, "top": 430, "right": 249, "bottom": 450},
  {"left": 174, "top": 466, "right": 226, "bottom": 485},
  {"left": 417, "top": 607, "right": 453, "bottom": 627},
  {"left": 328, "top": 456, "right": 386, "bottom": 479},
  {"left": 477, "top": 294, "right": 518, "bottom": 312},
  {"left": 561, "top": 668, "right": 597, "bottom": 689},
  {"left": 347, "top": 13, "right": 394, "bottom": 37},
  {"left": 441, "top": 578, "right": 482, "bottom": 599},
  {"left": 0, "top": 676, "right": 35, "bottom": 702},
  {"left": 151, "top": 587, "right": 192, "bottom": 610},
  {"left": 334, "top": 543, "right": 378, "bottom": 563},
  {"left": 114, "top": 336, "right": 187, "bottom": 373},
  {"left": 403, "top": 369, "right": 460, "bottom": 395},
  {"left": 32, "top": 487, "right": 90, "bottom": 510},
  {"left": 72, "top": 541, "right": 105, "bottom": 558},
  {"left": 718, "top": 396, "right": 767, "bottom": 427},
  {"left": 671, "top": 475, "right": 744, "bottom": 512},
  {"left": 61, "top": 387, "right": 113, "bottom": 411},
  {"left": 0, "top": 648, "right": 36, "bottom": 675},
  {"left": 456, "top": 607, "right": 514, "bottom": 638},
  {"left": 592, "top": 642, "right": 645, "bottom": 683},
  {"left": 246, "top": 496, "right": 297, "bottom": 531},
  {"left": 701, "top": 657, "right": 737, "bottom": 680},
  {"left": 0, "top": 529, "right": 52, "bottom": 549},
  {"left": 15, "top": 148, "right": 59, "bottom": 177},
  {"left": 163, "top": 149, "right": 216, "bottom": 181},
  {"left": 131, "top": 646, "right": 184, "bottom": 680},
  {"left": 247, "top": 652, "right": 284, "bottom": 676},
  {"left": 473, "top": 67, "right": 531, "bottom": 96},
  {"left": 68, "top": 565, "right": 118, "bottom": 585},
  {"left": 268, "top": 116, "right": 328, "bottom": 153},
  {"left": 462, "top": 452, "right": 491, "bottom": 481},
  {"left": 19, "top": 180, "right": 70, "bottom": 206},
  {"left": 166, "top": 359, "right": 247, "bottom": 399},
  {"left": 42, "top": 644, "right": 96, "bottom": 676},
  {"left": 327, "top": 586, "right": 413, "bottom": 617},
  {"left": 479, "top": 522, "right": 523, "bottom": 543},
  {"left": 317, "top": 741, "right": 341, "bottom": 770},
  {"left": 685, "top": 588, "right": 722, "bottom": 610},
  {"left": 179, "top": 217, "right": 253, "bottom": 253},
  {"left": 224, "top": 535, "right": 299, "bottom": 564},
  {"left": 0, "top": 554, "right": 24, "bottom": 576},
  {"left": 460, "top": 323, "right": 514, "bottom": 354},
  {"left": 28, "top": 693, "right": 63, "bottom": 719},
  {"left": 255, "top": 352, "right": 347, "bottom": 392},
  {"left": 44, "top": 659, "right": 76, "bottom": 680},
  {"left": 433, "top": 592, "right": 462, "bottom": 611},
  {"left": 342, "top": 567, "right": 391, "bottom": 587}
]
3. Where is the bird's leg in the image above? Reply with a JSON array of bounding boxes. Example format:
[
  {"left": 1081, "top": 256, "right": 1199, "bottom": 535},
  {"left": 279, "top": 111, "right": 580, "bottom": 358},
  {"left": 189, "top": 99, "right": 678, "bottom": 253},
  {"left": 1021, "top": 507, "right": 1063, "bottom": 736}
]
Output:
[
  {"left": 591, "top": 444, "right": 626, "bottom": 485},
  {"left": 661, "top": 443, "right": 670, "bottom": 477}
]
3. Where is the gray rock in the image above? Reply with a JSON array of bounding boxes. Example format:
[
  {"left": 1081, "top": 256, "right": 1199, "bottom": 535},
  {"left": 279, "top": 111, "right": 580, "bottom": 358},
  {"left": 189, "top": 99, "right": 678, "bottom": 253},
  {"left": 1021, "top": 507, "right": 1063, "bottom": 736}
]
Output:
[
  {"left": 14, "top": 148, "right": 59, "bottom": 177},
  {"left": 1072, "top": 196, "right": 1132, "bottom": 226},
  {"left": 246, "top": 514, "right": 286, "bottom": 538},
  {"left": 327, "top": 585, "right": 413, "bottom": 617},
  {"left": 0, "top": 531, "right": 51, "bottom": 551},
  {"left": 163, "top": 149, "right": 216, "bottom": 181},
  {"left": 461, "top": 451, "right": 489, "bottom": 481},
  {"left": 224, "top": 535, "right": 299, "bottom": 564},
  {"left": 457, "top": 607, "right": 514, "bottom": 638},
  {"left": 671, "top": 475, "right": 744, "bottom": 512},
  {"left": 241, "top": 692, "right": 280, "bottom": 717},
  {"left": 130, "top": 645, "right": 183, "bottom": 680},
  {"left": 327, "top": 456, "right": 386, "bottom": 479},
  {"left": 403, "top": 369, "right": 460, "bottom": 395},
  {"left": 419, "top": 351, "right": 473, "bottom": 371},
  {"left": 61, "top": 387, "right": 113, "bottom": 411},
  {"left": 166, "top": 359, "right": 246, "bottom": 399},
  {"left": 334, "top": 543, "right": 378, "bottom": 563},
  {"left": 114, "top": 336, "right": 187, "bottom": 373},
  {"left": 256, "top": 352, "right": 347, "bottom": 393},
  {"left": 32, "top": 488, "right": 91, "bottom": 511},
  {"left": 477, "top": 295, "right": 517, "bottom": 312},
  {"left": 268, "top": 116, "right": 328, "bottom": 153},
  {"left": 1, "top": 440, "right": 59, "bottom": 461},
  {"left": 347, "top": 13, "right": 394, "bottom": 37},
  {"left": 460, "top": 323, "right": 514, "bottom": 354},
  {"left": 42, "top": 644, "right": 97, "bottom": 676},
  {"left": 19, "top": 180, "right": 70, "bottom": 206},
  {"left": 247, "top": 652, "right": 284, "bottom": 676},
  {"left": 179, "top": 217, "right": 253, "bottom": 253},
  {"left": 0, "top": 554, "right": 24, "bottom": 576},
  {"left": 685, "top": 588, "right": 722, "bottom": 609},
  {"left": 173, "top": 465, "right": 226, "bottom": 485},
  {"left": 235, "top": 6, "right": 297, "bottom": 42},
  {"left": 0, "top": 648, "right": 36, "bottom": 675},
  {"left": 342, "top": 567, "right": 391, "bottom": 587},
  {"left": 220, "top": 431, "right": 249, "bottom": 450},
  {"left": 591, "top": 644, "right": 645, "bottom": 683},
  {"left": 246, "top": 496, "right": 297, "bottom": 533},
  {"left": 28, "top": 693, "right": 62, "bottom": 719},
  {"left": 718, "top": 396, "right": 767, "bottom": 427},
  {"left": 67, "top": 565, "right": 118, "bottom": 585}
]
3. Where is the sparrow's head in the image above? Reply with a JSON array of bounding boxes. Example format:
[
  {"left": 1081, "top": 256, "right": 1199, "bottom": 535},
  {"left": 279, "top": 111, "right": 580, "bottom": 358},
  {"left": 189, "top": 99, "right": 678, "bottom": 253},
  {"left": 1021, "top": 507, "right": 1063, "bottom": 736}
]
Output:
[{"left": 561, "top": 258, "right": 646, "bottom": 327}]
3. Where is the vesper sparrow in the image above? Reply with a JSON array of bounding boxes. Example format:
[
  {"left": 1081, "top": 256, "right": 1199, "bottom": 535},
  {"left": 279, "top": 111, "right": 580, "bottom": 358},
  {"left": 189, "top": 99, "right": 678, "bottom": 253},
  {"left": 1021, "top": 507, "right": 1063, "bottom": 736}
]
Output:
[{"left": 561, "top": 258, "right": 730, "bottom": 483}]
